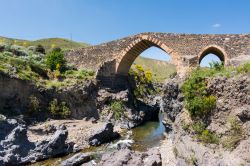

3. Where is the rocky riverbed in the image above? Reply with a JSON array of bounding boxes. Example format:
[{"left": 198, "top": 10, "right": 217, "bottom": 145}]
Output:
[{"left": 1, "top": 73, "right": 250, "bottom": 166}]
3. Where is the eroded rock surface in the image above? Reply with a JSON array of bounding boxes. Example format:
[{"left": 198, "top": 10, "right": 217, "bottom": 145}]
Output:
[
  {"left": 0, "top": 121, "right": 73, "bottom": 165},
  {"left": 88, "top": 122, "right": 120, "bottom": 146},
  {"left": 98, "top": 148, "right": 162, "bottom": 166}
]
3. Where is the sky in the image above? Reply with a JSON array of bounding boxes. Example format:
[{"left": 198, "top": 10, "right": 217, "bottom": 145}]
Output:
[{"left": 0, "top": 0, "right": 249, "bottom": 65}]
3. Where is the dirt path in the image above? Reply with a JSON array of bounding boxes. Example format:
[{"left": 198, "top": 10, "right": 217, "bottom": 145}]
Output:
[{"left": 160, "top": 135, "right": 177, "bottom": 166}]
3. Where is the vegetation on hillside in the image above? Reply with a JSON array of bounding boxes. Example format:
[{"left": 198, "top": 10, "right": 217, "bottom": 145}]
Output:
[
  {"left": 133, "top": 56, "right": 176, "bottom": 82},
  {"left": 0, "top": 36, "right": 89, "bottom": 52},
  {"left": 0, "top": 43, "right": 95, "bottom": 89},
  {"left": 182, "top": 61, "right": 249, "bottom": 145},
  {"left": 182, "top": 61, "right": 250, "bottom": 119},
  {"left": 129, "top": 64, "right": 155, "bottom": 100}
]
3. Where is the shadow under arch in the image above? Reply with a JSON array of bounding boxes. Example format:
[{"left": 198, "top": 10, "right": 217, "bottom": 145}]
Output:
[
  {"left": 116, "top": 36, "right": 175, "bottom": 76},
  {"left": 198, "top": 45, "right": 228, "bottom": 65}
]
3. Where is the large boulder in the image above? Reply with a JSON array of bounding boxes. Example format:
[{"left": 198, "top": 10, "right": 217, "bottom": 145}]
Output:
[
  {"left": 0, "top": 123, "right": 73, "bottom": 165},
  {"left": 88, "top": 123, "right": 120, "bottom": 146},
  {"left": 0, "top": 119, "right": 18, "bottom": 140},
  {"left": 60, "top": 153, "right": 92, "bottom": 166}
]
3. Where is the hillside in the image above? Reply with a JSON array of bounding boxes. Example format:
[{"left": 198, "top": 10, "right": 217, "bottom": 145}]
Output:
[
  {"left": 0, "top": 36, "right": 89, "bottom": 52},
  {"left": 133, "top": 56, "right": 176, "bottom": 82}
]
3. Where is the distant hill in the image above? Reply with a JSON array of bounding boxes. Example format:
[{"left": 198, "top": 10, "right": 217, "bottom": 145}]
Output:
[
  {"left": 0, "top": 36, "right": 89, "bottom": 52},
  {"left": 133, "top": 56, "right": 176, "bottom": 82}
]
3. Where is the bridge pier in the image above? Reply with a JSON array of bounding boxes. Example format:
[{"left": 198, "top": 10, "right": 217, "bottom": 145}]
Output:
[{"left": 96, "top": 74, "right": 130, "bottom": 90}]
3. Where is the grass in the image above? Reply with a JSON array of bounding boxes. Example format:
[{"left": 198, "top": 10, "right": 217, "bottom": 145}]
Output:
[
  {"left": 110, "top": 101, "right": 125, "bottom": 120},
  {"left": 222, "top": 117, "right": 245, "bottom": 150}
]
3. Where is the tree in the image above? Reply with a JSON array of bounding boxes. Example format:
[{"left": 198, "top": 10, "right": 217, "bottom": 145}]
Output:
[{"left": 45, "top": 47, "right": 66, "bottom": 72}]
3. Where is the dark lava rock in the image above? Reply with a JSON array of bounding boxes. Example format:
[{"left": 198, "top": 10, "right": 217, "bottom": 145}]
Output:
[
  {"left": 160, "top": 76, "right": 183, "bottom": 122},
  {"left": 0, "top": 119, "right": 18, "bottom": 140},
  {"left": 88, "top": 123, "right": 120, "bottom": 146},
  {"left": 0, "top": 122, "right": 73, "bottom": 165}
]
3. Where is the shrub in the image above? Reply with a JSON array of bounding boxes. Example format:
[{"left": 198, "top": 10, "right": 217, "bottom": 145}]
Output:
[
  {"left": 45, "top": 47, "right": 66, "bottom": 72},
  {"left": 236, "top": 62, "right": 250, "bottom": 75},
  {"left": 129, "top": 64, "right": 155, "bottom": 99},
  {"left": 209, "top": 61, "right": 224, "bottom": 71},
  {"left": 48, "top": 99, "right": 71, "bottom": 118},
  {"left": 35, "top": 44, "right": 46, "bottom": 54},
  {"left": 60, "top": 102, "right": 71, "bottom": 118},
  {"left": 191, "top": 122, "right": 206, "bottom": 135},
  {"left": 198, "top": 129, "right": 219, "bottom": 144},
  {"left": 110, "top": 101, "right": 125, "bottom": 120},
  {"left": 182, "top": 68, "right": 216, "bottom": 118},
  {"left": 28, "top": 95, "right": 40, "bottom": 114},
  {"left": 48, "top": 99, "right": 60, "bottom": 116},
  {"left": 222, "top": 117, "right": 244, "bottom": 150}
]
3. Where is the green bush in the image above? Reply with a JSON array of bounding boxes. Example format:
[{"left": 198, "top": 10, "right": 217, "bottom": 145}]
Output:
[
  {"left": 191, "top": 122, "right": 206, "bottom": 134},
  {"left": 129, "top": 64, "right": 155, "bottom": 99},
  {"left": 110, "top": 101, "right": 125, "bottom": 120},
  {"left": 198, "top": 129, "right": 219, "bottom": 144},
  {"left": 28, "top": 95, "right": 40, "bottom": 114},
  {"left": 48, "top": 99, "right": 71, "bottom": 118},
  {"left": 45, "top": 47, "right": 66, "bottom": 72},
  {"left": 236, "top": 62, "right": 250, "bottom": 75},
  {"left": 222, "top": 117, "right": 244, "bottom": 150},
  {"left": 182, "top": 68, "right": 216, "bottom": 118},
  {"left": 209, "top": 61, "right": 224, "bottom": 71}
]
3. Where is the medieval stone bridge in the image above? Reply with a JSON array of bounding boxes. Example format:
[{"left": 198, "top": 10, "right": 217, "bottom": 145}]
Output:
[{"left": 65, "top": 32, "right": 250, "bottom": 88}]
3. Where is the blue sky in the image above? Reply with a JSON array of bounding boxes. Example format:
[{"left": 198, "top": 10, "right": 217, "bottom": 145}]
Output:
[{"left": 0, "top": 0, "right": 249, "bottom": 65}]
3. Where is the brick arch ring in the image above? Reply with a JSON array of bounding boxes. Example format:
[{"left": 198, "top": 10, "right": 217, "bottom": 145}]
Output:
[{"left": 116, "top": 35, "right": 179, "bottom": 75}]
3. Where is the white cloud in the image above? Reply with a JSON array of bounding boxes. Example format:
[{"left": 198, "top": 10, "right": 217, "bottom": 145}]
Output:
[{"left": 212, "top": 23, "right": 221, "bottom": 28}]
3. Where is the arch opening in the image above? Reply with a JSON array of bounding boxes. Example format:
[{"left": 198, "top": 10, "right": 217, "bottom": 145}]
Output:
[
  {"left": 199, "top": 46, "right": 225, "bottom": 67},
  {"left": 116, "top": 39, "right": 176, "bottom": 77}
]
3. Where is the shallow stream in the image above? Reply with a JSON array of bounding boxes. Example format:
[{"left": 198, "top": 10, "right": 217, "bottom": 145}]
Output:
[{"left": 31, "top": 113, "right": 166, "bottom": 165}]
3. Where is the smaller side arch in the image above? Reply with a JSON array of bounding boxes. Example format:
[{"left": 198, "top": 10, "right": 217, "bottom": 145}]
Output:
[{"left": 198, "top": 45, "right": 228, "bottom": 65}]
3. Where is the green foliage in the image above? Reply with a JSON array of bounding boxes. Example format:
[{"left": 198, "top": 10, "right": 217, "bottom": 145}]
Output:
[
  {"left": 48, "top": 99, "right": 71, "bottom": 118},
  {"left": 198, "top": 129, "right": 219, "bottom": 144},
  {"left": 191, "top": 122, "right": 206, "bottom": 135},
  {"left": 188, "top": 122, "right": 219, "bottom": 144},
  {"left": 182, "top": 62, "right": 250, "bottom": 119},
  {"left": 45, "top": 47, "right": 66, "bottom": 72},
  {"left": 133, "top": 56, "right": 177, "bottom": 82},
  {"left": 28, "top": 95, "right": 40, "bottom": 114},
  {"left": 222, "top": 117, "right": 244, "bottom": 150},
  {"left": 182, "top": 68, "right": 216, "bottom": 118},
  {"left": 236, "top": 62, "right": 250, "bottom": 75},
  {"left": 35, "top": 44, "right": 46, "bottom": 54},
  {"left": 110, "top": 101, "right": 125, "bottom": 120},
  {"left": 209, "top": 61, "right": 224, "bottom": 71},
  {"left": 129, "top": 64, "right": 155, "bottom": 99}
]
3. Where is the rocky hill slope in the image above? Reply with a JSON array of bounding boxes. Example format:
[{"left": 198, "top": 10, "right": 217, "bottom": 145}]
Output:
[{"left": 160, "top": 64, "right": 250, "bottom": 166}]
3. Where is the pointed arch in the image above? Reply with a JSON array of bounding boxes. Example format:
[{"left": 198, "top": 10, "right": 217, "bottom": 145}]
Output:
[
  {"left": 116, "top": 35, "right": 176, "bottom": 75},
  {"left": 198, "top": 45, "right": 228, "bottom": 65}
]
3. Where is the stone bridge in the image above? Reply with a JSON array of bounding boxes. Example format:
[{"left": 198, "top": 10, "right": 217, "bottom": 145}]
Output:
[{"left": 65, "top": 32, "right": 250, "bottom": 88}]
